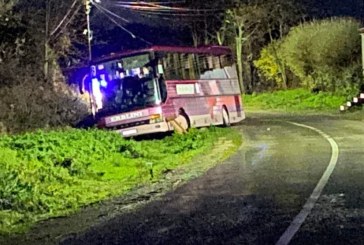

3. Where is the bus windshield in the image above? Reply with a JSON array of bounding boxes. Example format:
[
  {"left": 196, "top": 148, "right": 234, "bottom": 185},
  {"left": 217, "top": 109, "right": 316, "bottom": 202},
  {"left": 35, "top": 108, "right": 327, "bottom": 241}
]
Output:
[
  {"left": 90, "top": 53, "right": 166, "bottom": 116},
  {"left": 99, "top": 76, "right": 160, "bottom": 116}
]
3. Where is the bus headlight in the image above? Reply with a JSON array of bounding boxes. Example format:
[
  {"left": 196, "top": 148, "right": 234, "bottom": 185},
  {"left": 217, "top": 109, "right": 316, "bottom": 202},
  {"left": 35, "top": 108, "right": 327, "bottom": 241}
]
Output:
[{"left": 149, "top": 114, "right": 163, "bottom": 124}]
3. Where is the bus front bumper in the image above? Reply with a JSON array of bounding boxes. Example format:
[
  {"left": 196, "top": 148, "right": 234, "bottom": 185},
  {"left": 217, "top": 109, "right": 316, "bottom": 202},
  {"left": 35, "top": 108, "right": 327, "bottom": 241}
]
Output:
[{"left": 116, "top": 122, "right": 172, "bottom": 137}]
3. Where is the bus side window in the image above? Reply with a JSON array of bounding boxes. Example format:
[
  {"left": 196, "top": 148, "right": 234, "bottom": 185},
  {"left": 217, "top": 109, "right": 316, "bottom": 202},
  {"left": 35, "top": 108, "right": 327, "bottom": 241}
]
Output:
[
  {"left": 198, "top": 54, "right": 230, "bottom": 79},
  {"left": 174, "top": 53, "right": 182, "bottom": 79},
  {"left": 161, "top": 53, "right": 176, "bottom": 80},
  {"left": 183, "top": 53, "right": 197, "bottom": 80},
  {"left": 213, "top": 56, "right": 221, "bottom": 69},
  {"left": 158, "top": 75, "right": 167, "bottom": 102},
  {"left": 198, "top": 55, "right": 214, "bottom": 79},
  {"left": 220, "top": 54, "right": 234, "bottom": 68},
  {"left": 197, "top": 54, "right": 208, "bottom": 77},
  {"left": 193, "top": 54, "right": 201, "bottom": 78},
  {"left": 159, "top": 52, "right": 209, "bottom": 80}
]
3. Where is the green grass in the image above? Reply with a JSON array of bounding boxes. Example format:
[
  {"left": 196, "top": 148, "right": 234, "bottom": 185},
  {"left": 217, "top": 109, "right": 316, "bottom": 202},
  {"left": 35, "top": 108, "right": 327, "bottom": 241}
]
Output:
[
  {"left": 0, "top": 127, "right": 240, "bottom": 234},
  {"left": 244, "top": 89, "right": 346, "bottom": 112}
]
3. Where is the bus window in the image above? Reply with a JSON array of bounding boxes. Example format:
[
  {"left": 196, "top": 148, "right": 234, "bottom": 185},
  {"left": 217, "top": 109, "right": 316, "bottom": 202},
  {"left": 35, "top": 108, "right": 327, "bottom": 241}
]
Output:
[
  {"left": 186, "top": 54, "right": 197, "bottom": 80},
  {"left": 158, "top": 75, "right": 167, "bottom": 103},
  {"left": 198, "top": 54, "right": 232, "bottom": 79},
  {"left": 220, "top": 54, "right": 234, "bottom": 67},
  {"left": 158, "top": 52, "right": 232, "bottom": 80},
  {"left": 213, "top": 56, "right": 221, "bottom": 69},
  {"left": 160, "top": 52, "right": 198, "bottom": 80}
]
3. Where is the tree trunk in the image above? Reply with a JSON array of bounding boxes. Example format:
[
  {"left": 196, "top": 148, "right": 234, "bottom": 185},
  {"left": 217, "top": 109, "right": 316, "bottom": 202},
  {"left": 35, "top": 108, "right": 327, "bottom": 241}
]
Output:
[
  {"left": 235, "top": 25, "right": 245, "bottom": 94},
  {"left": 269, "top": 29, "right": 287, "bottom": 89},
  {"left": 191, "top": 25, "right": 199, "bottom": 47},
  {"left": 217, "top": 31, "right": 223, "bottom": 45},
  {"left": 204, "top": 16, "right": 209, "bottom": 45},
  {"left": 44, "top": 0, "right": 50, "bottom": 81}
]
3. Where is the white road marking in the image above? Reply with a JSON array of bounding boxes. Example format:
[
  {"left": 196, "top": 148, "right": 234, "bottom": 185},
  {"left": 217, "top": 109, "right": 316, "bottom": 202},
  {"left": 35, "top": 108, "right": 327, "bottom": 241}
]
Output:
[{"left": 275, "top": 122, "right": 339, "bottom": 245}]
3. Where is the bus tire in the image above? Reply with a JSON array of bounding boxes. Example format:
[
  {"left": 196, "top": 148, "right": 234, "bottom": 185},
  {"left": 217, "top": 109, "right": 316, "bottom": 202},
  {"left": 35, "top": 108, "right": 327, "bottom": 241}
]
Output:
[{"left": 222, "top": 107, "right": 230, "bottom": 127}]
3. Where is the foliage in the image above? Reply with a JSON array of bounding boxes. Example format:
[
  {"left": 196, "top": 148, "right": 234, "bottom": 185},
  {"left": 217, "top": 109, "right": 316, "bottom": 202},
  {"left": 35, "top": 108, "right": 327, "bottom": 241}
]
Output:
[
  {"left": 218, "top": 0, "right": 305, "bottom": 93},
  {"left": 244, "top": 89, "right": 346, "bottom": 111},
  {"left": 219, "top": 4, "right": 267, "bottom": 93},
  {"left": 0, "top": 0, "right": 89, "bottom": 133},
  {"left": 0, "top": 73, "right": 89, "bottom": 133},
  {"left": 14, "top": 0, "right": 87, "bottom": 67},
  {"left": 0, "top": 127, "right": 238, "bottom": 233},
  {"left": 280, "top": 18, "right": 362, "bottom": 92},
  {"left": 254, "top": 42, "right": 284, "bottom": 89},
  {"left": 254, "top": 18, "right": 363, "bottom": 95}
]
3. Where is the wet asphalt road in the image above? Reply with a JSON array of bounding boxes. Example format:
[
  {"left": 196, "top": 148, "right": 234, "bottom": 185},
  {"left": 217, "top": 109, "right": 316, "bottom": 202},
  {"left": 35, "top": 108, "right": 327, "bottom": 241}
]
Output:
[
  {"left": 56, "top": 113, "right": 364, "bottom": 245},
  {"left": 2, "top": 113, "right": 363, "bottom": 245}
]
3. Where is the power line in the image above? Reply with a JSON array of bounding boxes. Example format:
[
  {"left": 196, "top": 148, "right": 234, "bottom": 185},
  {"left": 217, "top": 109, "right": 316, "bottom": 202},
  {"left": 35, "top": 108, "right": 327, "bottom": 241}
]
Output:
[
  {"left": 93, "top": 3, "right": 153, "bottom": 45},
  {"left": 51, "top": 4, "right": 82, "bottom": 41},
  {"left": 92, "top": 1, "right": 130, "bottom": 23},
  {"left": 120, "top": 8, "right": 220, "bottom": 16},
  {"left": 108, "top": 0, "right": 223, "bottom": 12},
  {"left": 50, "top": 0, "right": 80, "bottom": 36},
  {"left": 109, "top": 0, "right": 187, "bottom": 5}
]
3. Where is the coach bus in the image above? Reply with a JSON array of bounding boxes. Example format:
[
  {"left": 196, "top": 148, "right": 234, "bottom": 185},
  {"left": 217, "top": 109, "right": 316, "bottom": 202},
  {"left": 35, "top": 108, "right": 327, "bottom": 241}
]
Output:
[{"left": 81, "top": 45, "right": 245, "bottom": 137}]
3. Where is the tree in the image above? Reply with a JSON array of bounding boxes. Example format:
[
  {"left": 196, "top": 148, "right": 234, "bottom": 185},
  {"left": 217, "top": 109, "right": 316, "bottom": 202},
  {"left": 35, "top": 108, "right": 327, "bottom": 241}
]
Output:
[
  {"left": 255, "top": 18, "right": 362, "bottom": 94},
  {"left": 14, "top": 0, "right": 88, "bottom": 77},
  {"left": 283, "top": 18, "right": 362, "bottom": 93},
  {"left": 0, "top": 0, "right": 17, "bottom": 16},
  {"left": 263, "top": 0, "right": 305, "bottom": 89},
  {"left": 0, "top": 0, "right": 89, "bottom": 132},
  {"left": 0, "top": 0, "right": 31, "bottom": 85},
  {"left": 217, "top": 0, "right": 305, "bottom": 93},
  {"left": 254, "top": 41, "right": 286, "bottom": 89},
  {"left": 218, "top": 3, "right": 268, "bottom": 93}
]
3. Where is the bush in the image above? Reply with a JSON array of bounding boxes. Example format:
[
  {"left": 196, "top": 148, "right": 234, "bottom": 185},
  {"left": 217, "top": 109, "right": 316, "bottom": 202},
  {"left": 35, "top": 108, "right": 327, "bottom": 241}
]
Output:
[
  {"left": 0, "top": 2, "right": 89, "bottom": 134},
  {"left": 280, "top": 18, "right": 362, "bottom": 92},
  {"left": 0, "top": 73, "right": 89, "bottom": 133},
  {"left": 254, "top": 43, "right": 284, "bottom": 89},
  {"left": 254, "top": 18, "right": 363, "bottom": 94}
]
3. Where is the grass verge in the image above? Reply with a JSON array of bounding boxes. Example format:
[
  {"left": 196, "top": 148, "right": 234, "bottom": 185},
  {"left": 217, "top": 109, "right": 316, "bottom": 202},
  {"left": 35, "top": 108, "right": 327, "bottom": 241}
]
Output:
[
  {"left": 0, "top": 127, "right": 241, "bottom": 235},
  {"left": 244, "top": 89, "right": 346, "bottom": 112}
]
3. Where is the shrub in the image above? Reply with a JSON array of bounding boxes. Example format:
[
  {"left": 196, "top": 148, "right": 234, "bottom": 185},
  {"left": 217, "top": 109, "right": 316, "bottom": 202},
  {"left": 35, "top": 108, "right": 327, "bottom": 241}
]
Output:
[
  {"left": 280, "top": 18, "right": 362, "bottom": 92},
  {"left": 0, "top": 73, "right": 89, "bottom": 133},
  {"left": 254, "top": 43, "right": 283, "bottom": 89},
  {"left": 254, "top": 18, "right": 363, "bottom": 94}
]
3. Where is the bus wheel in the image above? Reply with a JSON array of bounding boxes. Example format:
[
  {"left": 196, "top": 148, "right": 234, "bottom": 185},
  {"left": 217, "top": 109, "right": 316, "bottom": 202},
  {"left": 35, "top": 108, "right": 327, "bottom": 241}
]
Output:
[{"left": 222, "top": 107, "right": 231, "bottom": 127}]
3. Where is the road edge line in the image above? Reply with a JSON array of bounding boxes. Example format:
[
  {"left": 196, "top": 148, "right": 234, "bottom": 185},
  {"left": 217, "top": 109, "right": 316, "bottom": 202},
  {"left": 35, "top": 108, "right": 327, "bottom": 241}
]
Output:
[{"left": 275, "top": 121, "right": 339, "bottom": 245}]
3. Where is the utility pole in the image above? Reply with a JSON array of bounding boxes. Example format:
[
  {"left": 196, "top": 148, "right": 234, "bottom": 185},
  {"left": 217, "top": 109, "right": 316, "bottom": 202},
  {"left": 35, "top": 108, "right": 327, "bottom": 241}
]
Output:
[
  {"left": 360, "top": 28, "right": 364, "bottom": 78},
  {"left": 84, "top": 0, "right": 96, "bottom": 115},
  {"left": 44, "top": 0, "right": 51, "bottom": 81},
  {"left": 85, "top": 0, "right": 92, "bottom": 63}
]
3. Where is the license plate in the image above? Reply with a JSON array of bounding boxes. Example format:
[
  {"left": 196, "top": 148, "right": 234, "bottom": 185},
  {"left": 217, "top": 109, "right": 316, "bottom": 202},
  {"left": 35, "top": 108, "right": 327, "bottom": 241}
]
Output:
[{"left": 122, "top": 129, "right": 137, "bottom": 136}]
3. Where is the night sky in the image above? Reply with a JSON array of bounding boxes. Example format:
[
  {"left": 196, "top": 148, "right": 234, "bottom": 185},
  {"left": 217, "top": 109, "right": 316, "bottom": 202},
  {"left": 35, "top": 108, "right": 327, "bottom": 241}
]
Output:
[{"left": 90, "top": 0, "right": 364, "bottom": 58}]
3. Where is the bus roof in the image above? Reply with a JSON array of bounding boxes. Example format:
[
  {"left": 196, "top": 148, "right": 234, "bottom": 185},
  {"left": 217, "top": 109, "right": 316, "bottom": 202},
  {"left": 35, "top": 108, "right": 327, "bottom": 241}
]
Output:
[{"left": 94, "top": 45, "right": 232, "bottom": 64}]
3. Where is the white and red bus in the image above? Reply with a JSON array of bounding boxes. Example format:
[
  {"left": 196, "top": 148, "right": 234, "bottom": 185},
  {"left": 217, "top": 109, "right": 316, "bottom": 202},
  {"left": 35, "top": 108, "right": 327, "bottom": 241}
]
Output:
[{"left": 83, "top": 45, "right": 245, "bottom": 137}]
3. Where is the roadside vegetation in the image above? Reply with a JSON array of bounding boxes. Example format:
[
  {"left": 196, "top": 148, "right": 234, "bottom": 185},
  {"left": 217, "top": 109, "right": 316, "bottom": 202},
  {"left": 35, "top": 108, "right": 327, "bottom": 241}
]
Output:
[
  {"left": 0, "top": 127, "right": 240, "bottom": 234},
  {"left": 246, "top": 18, "right": 362, "bottom": 112},
  {"left": 244, "top": 89, "right": 346, "bottom": 112},
  {"left": 254, "top": 18, "right": 362, "bottom": 95}
]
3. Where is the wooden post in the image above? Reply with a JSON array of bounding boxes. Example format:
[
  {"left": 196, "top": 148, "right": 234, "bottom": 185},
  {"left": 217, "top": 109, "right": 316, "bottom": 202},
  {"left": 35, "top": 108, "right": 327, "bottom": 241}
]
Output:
[{"left": 360, "top": 29, "right": 364, "bottom": 78}]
